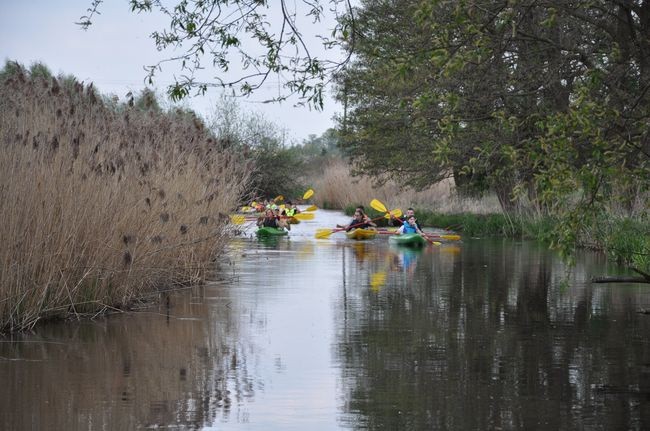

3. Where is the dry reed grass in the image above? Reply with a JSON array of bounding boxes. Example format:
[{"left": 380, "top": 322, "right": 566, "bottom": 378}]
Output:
[
  {"left": 312, "top": 158, "right": 502, "bottom": 213},
  {"left": 0, "top": 63, "right": 251, "bottom": 333}
]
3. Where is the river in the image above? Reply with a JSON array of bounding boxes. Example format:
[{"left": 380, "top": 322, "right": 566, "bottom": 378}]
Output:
[{"left": 1, "top": 209, "right": 649, "bottom": 430}]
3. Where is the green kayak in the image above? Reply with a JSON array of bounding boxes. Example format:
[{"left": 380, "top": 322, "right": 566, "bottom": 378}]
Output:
[
  {"left": 389, "top": 233, "right": 427, "bottom": 247},
  {"left": 256, "top": 227, "right": 288, "bottom": 237}
]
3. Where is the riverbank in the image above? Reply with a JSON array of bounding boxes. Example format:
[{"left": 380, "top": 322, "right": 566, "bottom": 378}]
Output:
[
  {"left": 0, "top": 62, "right": 251, "bottom": 333},
  {"left": 352, "top": 206, "right": 649, "bottom": 271}
]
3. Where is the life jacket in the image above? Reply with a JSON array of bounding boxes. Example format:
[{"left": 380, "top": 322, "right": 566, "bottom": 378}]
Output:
[
  {"left": 285, "top": 208, "right": 296, "bottom": 216},
  {"left": 262, "top": 217, "right": 279, "bottom": 228},
  {"left": 403, "top": 223, "right": 418, "bottom": 234},
  {"left": 401, "top": 216, "right": 421, "bottom": 230}
]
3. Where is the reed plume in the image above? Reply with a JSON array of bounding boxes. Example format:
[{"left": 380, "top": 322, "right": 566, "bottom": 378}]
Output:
[{"left": 0, "top": 61, "right": 252, "bottom": 333}]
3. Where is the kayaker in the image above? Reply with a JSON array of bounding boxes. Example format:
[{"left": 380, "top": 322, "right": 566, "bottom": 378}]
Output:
[
  {"left": 391, "top": 207, "right": 423, "bottom": 230},
  {"left": 338, "top": 208, "right": 376, "bottom": 232},
  {"left": 257, "top": 209, "right": 289, "bottom": 230},
  {"left": 282, "top": 201, "right": 300, "bottom": 217},
  {"left": 396, "top": 215, "right": 424, "bottom": 235},
  {"left": 274, "top": 208, "right": 291, "bottom": 230},
  {"left": 264, "top": 199, "right": 278, "bottom": 211}
]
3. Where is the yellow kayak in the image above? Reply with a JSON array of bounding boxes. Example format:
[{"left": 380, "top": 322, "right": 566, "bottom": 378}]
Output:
[{"left": 345, "top": 228, "right": 377, "bottom": 241}]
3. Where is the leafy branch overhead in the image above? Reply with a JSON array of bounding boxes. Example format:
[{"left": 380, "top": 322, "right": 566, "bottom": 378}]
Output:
[{"left": 78, "top": 0, "right": 356, "bottom": 108}]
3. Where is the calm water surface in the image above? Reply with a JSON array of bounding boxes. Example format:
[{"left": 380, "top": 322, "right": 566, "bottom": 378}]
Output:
[{"left": 1, "top": 210, "right": 649, "bottom": 430}]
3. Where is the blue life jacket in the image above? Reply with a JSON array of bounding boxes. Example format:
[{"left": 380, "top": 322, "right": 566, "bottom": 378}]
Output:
[{"left": 403, "top": 223, "right": 418, "bottom": 234}]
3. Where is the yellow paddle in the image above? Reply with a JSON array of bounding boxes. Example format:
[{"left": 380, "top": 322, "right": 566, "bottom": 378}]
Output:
[
  {"left": 386, "top": 208, "right": 402, "bottom": 219},
  {"left": 369, "top": 198, "right": 389, "bottom": 214},
  {"left": 370, "top": 198, "right": 403, "bottom": 219},
  {"left": 303, "top": 189, "right": 314, "bottom": 200},
  {"left": 423, "top": 236, "right": 442, "bottom": 246},
  {"left": 370, "top": 272, "right": 387, "bottom": 292},
  {"left": 292, "top": 212, "right": 315, "bottom": 221},
  {"left": 230, "top": 214, "right": 247, "bottom": 224},
  {"left": 230, "top": 212, "right": 315, "bottom": 224},
  {"left": 425, "top": 233, "right": 461, "bottom": 241},
  {"left": 304, "top": 204, "right": 318, "bottom": 212}
]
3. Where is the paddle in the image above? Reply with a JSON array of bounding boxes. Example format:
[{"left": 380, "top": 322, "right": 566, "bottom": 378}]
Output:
[
  {"left": 423, "top": 236, "right": 442, "bottom": 246},
  {"left": 370, "top": 271, "right": 387, "bottom": 292},
  {"left": 230, "top": 214, "right": 247, "bottom": 224},
  {"left": 230, "top": 212, "right": 315, "bottom": 224},
  {"left": 303, "top": 188, "right": 314, "bottom": 200},
  {"left": 304, "top": 204, "right": 318, "bottom": 212},
  {"left": 369, "top": 198, "right": 391, "bottom": 215},
  {"left": 314, "top": 210, "right": 400, "bottom": 239},
  {"left": 288, "top": 212, "right": 315, "bottom": 221},
  {"left": 376, "top": 230, "right": 461, "bottom": 241}
]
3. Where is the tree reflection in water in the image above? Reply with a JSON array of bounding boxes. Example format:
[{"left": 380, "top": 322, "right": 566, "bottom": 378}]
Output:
[
  {"left": 335, "top": 239, "right": 650, "bottom": 430},
  {"left": 1, "top": 234, "right": 648, "bottom": 430},
  {"left": 0, "top": 282, "right": 256, "bottom": 430}
]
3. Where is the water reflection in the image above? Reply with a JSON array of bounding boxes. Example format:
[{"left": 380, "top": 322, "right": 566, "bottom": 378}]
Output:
[
  {"left": 335, "top": 239, "right": 650, "bottom": 430},
  {"left": 0, "top": 287, "right": 253, "bottom": 430},
  {"left": 0, "top": 212, "right": 649, "bottom": 430}
]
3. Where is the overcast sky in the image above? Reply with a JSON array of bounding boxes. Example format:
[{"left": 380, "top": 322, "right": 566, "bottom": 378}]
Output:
[{"left": 0, "top": 0, "right": 342, "bottom": 143}]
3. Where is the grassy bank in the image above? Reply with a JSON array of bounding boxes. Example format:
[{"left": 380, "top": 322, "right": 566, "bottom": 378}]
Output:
[{"left": 0, "top": 62, "right": 251, "bottom": 333}]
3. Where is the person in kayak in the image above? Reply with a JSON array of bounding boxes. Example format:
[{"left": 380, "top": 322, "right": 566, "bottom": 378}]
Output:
[
  {"left": 338, "top": 208, "right": 376, "bottom": 232},
  {"left": 391, "top": 207, "right": 423, "bottom": 230},
  {"left": 282, "top": 201, "right": 300, "bottom": 217},
  {"left": 396, "top": 215, "right": 424, "bottom": 235},
  {"left": 257, "top": 208, "right": 290, "bottom": 230}
]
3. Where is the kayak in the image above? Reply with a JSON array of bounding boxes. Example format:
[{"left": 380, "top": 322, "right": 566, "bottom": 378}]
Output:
[
  {"left": 256, "top": 227, "right": 288, "bottom": 237},
  {"left": 389, "top": 233, "right": 427, "bottom": 247},
  {"left": 345, "top": 228, "right": 377, "bottom": 241}
]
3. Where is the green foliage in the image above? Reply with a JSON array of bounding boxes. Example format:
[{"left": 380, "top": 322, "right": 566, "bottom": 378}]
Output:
[
  {"left": 600, "top": 217, "right": 650, "bottom": 269},
  {"left": 0, "top": 60, "right": 24, "bottom": 82},
  {"left": 335, "top": 0, "right": 649, "bottom": 267},
  {"left": 134, "top": 88, "right": 162, "bottom": 112},
  {"left": 250, "top": 140, "right": 305, "bottom": 199},
  {"left": 208, "top": 96, "right": 315, "bottom": 199},
  {"left": 0, "top": 61, "right": 54, "bottom": 85},
  {"left": 79, "top": 0, "right": 354, "bottom": 109},
  {"left": 28, "top": 62, "right": 53, "bottom": 80},
  {"left": 414, "top": 212, "right": 520, "bottom": 238}
]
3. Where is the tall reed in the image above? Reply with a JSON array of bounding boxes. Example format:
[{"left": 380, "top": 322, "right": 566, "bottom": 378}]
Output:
[
  {"left": 0, "top": 62, "right": 251, "bottom": 332},
  {"left": 311, "top": 158, "right": 502, "bottom": 213}
]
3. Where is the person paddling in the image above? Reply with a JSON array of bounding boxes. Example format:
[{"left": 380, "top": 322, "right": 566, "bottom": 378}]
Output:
[
  {"left": 396, "top": 215, "right": 424, "bottom": 235},
  {"left": 282, "top": 200, "right": 300, "bottom": 217},
  {"left": 257, "top": 208, "right": 289, "bottom": 230},
  {"left": 338, "top": 208, "right": 376, "bottom": 232},
  {"left": 391, "top": 207, "right": 423, "bottom": 230}
]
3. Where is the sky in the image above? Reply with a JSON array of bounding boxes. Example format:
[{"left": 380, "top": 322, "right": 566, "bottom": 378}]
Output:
[{"left": 0, "top": 1, "right": 342, "bottom": 143}]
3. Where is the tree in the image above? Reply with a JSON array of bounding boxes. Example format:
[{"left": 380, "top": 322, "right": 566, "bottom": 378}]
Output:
[
  {"left": 208, "top": 96, "right": 305, "bottom": 198},
  {"left": 336, "top": 0, "right": 650, "bottom": 258},
  {"left": 78, "top": 0, "right": 355, "bottom": 108}
]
